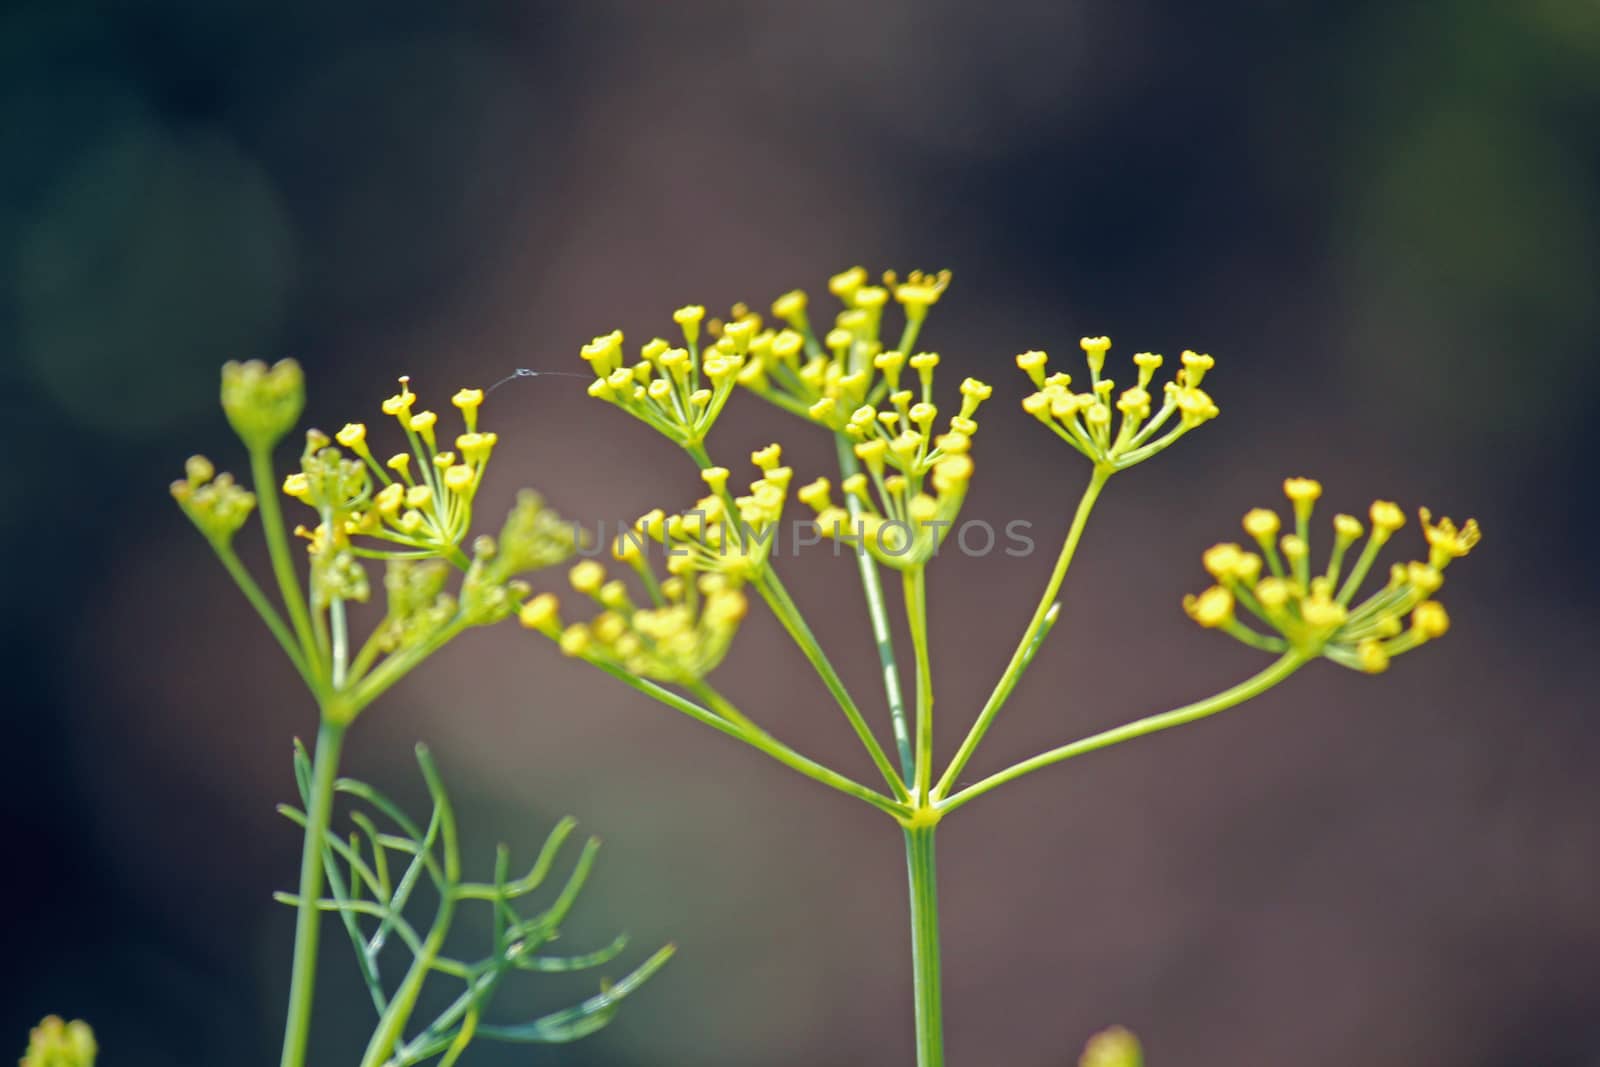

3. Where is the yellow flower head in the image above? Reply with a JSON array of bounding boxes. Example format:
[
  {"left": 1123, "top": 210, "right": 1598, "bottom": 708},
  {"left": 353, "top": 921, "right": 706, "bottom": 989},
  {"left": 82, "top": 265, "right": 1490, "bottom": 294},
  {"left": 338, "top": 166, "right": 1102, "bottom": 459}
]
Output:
[
  {"left": 580, "top": 305, "right": 750, "bottom": 448},
  {"left": 625, "top": 449, "right": 793, "bottom": 579},
  {"left": 1187, "top": 478, "right": 1480, "bottom": 672},
  {"left": 535, "top": 562, "right": 749, "bottom": 684},
  {"left": 282, "top": 376, "right": 498, "bottom": 561},
  {"left": 793, "top": 422, "right": 975, "bottom": 572},
  {"left": 1017, "top": 338, "right": 1218, "bottom": 471},
  {"left": 736, "top": 269, "right": 982, "bottom": 452}
]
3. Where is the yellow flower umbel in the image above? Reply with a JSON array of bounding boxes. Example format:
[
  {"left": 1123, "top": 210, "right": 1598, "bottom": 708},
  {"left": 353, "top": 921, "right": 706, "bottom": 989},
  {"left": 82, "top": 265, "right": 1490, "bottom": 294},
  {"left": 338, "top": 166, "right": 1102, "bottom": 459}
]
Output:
[
  {"left": 739, "top": 267, "right": 956, "bottom": 431},
  {"left": 793, "top": 371, "right": 985, "bottom": 571},
  {"left": 1018, "top": 339, "right": 1218, "bottom": 470},
  {"left": 521, "top": 562, "right": 749, "bottom": 686},
  {"left": 1185, "top": 478, "right": 1480, "bottom": 672},
  {"left": 579, "top": 305, "right": 748, "bottom": 449},
  {"left": 627, "top": 446, "right": 793, "bottom": 579},
  {"left": 282, "top": 378, "right": 497, "bottom": 563}
]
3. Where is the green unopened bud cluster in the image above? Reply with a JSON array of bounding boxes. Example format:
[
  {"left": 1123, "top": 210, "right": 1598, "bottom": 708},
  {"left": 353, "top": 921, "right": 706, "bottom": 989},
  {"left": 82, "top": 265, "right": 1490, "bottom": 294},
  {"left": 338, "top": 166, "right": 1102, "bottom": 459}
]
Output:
[
  {"left": 485, "top": 490, "right": 581, "bottom": 581},
  {"left": 222, "top": 359, "right": 305, "bottom": 452},
  {"left": 170, "top": 454, "right": 256, "bottom": 544},
  {"left": 21, "top": 1016, "right": 96, "bottom": 1067},
  {"left": 1080, "top": 1026, "right": 1142, "bottom": 1067}
]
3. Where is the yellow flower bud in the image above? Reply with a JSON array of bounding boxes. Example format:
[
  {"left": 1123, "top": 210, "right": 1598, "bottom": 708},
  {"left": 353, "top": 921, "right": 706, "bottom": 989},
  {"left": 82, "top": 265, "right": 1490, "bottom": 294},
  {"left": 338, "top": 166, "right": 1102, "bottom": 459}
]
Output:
[
  {"left": 558, "top": 624, "right": 591, "bottom": 657},
  {"left": 1202, "top": 542, "right": 1243, "bottom": 580},
  {"left": 1369, "top": 500, "right": 1405, "bottom": 533},
  {"left": 828, "top": 265, "right": 867, "bottom": 300},
  {"left": 1080, "top": 336, "right": 1111, "bottom": 372},
  {"left": 1412, "top": 600, "right": 1450, "bottom": 638},
  {"left": 336, "top": 422, "right": 368, "bottom": 450},
  {"left": 701, "top": 466, "right": 730, "bottom": 493},
  {"left": 1242, "top": 508, "right": 1281, "bottom": 540},
  {"left": 1333, "top": 513, "right": 1364, "bottom": 541},
  {"left": 381, "top": 375, "right": 415, "bottom": 418},
  {"left": 772, "top": 289, "right": 808, "bottom": 324},
  {"left": 1283, "top": 477, "right": 1322, "bottom": 504},
  {"left": 519, "top": 593, "right": 560, "bottom": 632},
  {"left": 569, "top": 560, "right": 605, "bottom": 594},
  {"left": 1183, "top": 586, "right": 1234, "bottom": 628}
]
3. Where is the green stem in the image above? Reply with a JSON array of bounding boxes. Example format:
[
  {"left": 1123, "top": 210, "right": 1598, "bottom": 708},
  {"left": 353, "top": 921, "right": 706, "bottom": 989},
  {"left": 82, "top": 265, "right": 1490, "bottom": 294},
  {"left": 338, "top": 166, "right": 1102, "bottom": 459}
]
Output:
[
  {"left": 344, "top": 617, "right": 470, "bottom": 715},
  {"left": 837, "top": 433, "right": 914, "bottom": 785},
  {"left": 687, "top": 679, "right": 764, "bottom": 735},
  {"left": 280, "top": 718, "right": 346, "bottom": 1067},
  {"left": 934, "top": 465, "right": 1111, "bottom": 799},
  {"left": 249, "top": 446, "right": 320, "bottom": 680},
  {"left": 757, "top": 570, "right": 911, "bottom": 802},
  {"left": 903, "top": 824, "right": 944, "bottom": 1067},
  {"left": 904, "top": 566, "right": 934, "bottom": 803},
  {"left": 591, "top": 661, "right": 907, "bottom": 819},
  {"left": 211, "top": 541, "right": 319, "bottom": 693},
  {"left": 330, "top": 596, "right": 349, "bottom": 690},
  {"left": 938, "top": 651, "right": 1308, "bottom": 814}
]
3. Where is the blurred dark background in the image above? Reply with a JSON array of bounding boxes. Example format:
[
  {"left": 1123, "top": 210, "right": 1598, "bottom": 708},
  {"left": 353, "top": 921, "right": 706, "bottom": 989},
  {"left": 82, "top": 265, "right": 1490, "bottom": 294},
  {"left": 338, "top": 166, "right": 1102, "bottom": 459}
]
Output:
[{"left": 6, "top": 2, "right": 1598, "bottom": 1064}]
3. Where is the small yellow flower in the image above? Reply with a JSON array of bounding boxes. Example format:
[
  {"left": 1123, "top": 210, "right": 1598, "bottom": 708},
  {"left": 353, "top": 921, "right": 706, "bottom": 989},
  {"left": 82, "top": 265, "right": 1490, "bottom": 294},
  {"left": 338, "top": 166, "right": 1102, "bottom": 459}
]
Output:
[
  {"left": 1412, "top": 600, "right": 1450, "bottom": 638},
  {"left": 570, "top": 560, "right": 606, "bottom": 594},
  {"left": 336, "top": 422, "right": 369, "bottom": 453},
  {"left": 892, "top": 269, "right": 952, "bottom": 320},
  {"left": 381, "top": 375, "right": 415, "bottom": 418},
  {"left": 1357, "top": 639, "right": 1390, "bottom": 674},
  {"left": 1242, "top": 508, "right": 1280, "bottom": 540},
  {"left": 1183, "top": 585, "right": 1234, "bottom": 628},
  {"left": 1418, "top": 508, "right": 1481, "bottom": 568},
  {"left": 1283, "top": 477, "right": 1322, "bottom": 517},
  {"left": 518, "top": 592, "right": 561, "bottom": 634},
  {"left": 1370, "top": 500, "right": 1405, "bottom": 533}
]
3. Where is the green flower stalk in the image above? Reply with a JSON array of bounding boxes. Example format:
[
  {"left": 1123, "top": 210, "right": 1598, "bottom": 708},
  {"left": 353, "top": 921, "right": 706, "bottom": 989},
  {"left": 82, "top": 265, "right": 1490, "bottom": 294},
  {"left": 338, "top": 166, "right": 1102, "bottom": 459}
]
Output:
[
  {"left": 532, "top": 268, "right": 1483, "bottom": 1066},
  {"left": 173, "top": 363, "right": 662, "bottom": 1067}
]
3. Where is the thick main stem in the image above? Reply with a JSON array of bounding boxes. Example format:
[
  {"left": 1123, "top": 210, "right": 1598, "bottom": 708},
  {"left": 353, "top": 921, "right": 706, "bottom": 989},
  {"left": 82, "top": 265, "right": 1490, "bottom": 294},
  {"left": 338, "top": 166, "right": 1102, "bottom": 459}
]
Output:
[
  {"left": 904, "top": 824, "right": 944, "bottom": 1067},
  {"left": 280, "top": 718, "right": 346, "bottom": 1067}
]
